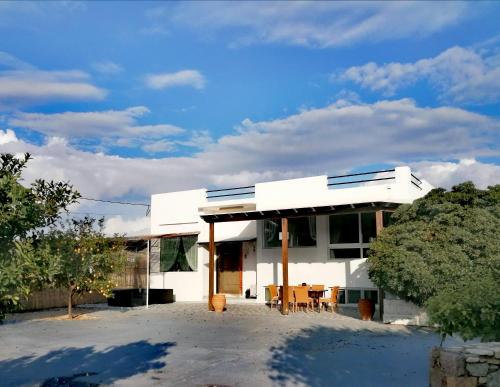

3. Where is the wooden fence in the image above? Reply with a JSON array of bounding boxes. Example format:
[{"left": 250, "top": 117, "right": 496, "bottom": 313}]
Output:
[
  {"left": 21, "top": 240, "right": 148, "bottom": 311},
  {"left": 20, "top": 288, "right": 106, "bottom": 310}
]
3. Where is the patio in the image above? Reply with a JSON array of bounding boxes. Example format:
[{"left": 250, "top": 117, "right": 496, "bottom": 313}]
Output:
[{"left": 1, "top": 302, "right": 460, "bottom": 386}]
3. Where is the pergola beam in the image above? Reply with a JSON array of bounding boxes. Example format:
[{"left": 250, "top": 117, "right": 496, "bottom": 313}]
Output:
[{"left": 200, "top": 202, "right": 398, "bottom": 223}]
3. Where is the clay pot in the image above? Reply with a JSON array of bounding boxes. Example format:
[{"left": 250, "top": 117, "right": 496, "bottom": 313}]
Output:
[
  {"left": 212, "top": 294, "right": 226, "bottom": 313},
  {"left": 358, "top": 299, "right": 374, "bottom": 321}
]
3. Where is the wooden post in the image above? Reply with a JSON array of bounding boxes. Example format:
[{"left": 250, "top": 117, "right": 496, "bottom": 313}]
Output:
[
  {"left": 375, "top": 210, "right": 384, "bottom": 321},
  {"left": 281, "top": 217, "right": 289, "bottom": 315},
  {"left": 375, "top": 210, "right": 384, "bottom": 235},
  {"left": 208, "top": 222, "right": 215, "bottom": 311}
]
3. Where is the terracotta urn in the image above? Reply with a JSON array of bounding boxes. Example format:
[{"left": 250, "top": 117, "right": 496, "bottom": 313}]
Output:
[
  {"left": 212, "top": 294, "right": 226, "bottom": 312},
  {"left": 358, "top": 299, "right": 374, "bottom": 321}
]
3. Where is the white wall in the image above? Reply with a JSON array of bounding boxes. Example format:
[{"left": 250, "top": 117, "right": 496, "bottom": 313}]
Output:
[
  {"left": 149, "top": 244, "right": 208, "bottom": 302},
  {"left": 151, "top": 189, "right": 206, "bottom": 236},
  {"left": 251, "top": 166, "right": 431, "bottom": 213},
  {"left": 256, "top": 215, "right": 375, "bottom": 302},
  {"left": 149, "top": 166, "right": 432, "bottom": 303},
  {"left": 242, "top": 241, "right": 257, "bottom": 297}
]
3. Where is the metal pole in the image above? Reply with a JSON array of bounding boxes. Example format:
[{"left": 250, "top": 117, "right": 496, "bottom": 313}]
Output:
[
  {"left": 208, "top": 222, "right": 215, "bottom": 311},
  {"left": 146, "top": 239, "right": 150, "bottom": 309}
]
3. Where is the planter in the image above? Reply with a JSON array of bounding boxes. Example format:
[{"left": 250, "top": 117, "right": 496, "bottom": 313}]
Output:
[
  {"left": 212, "top": 294, "right": 226, "bottom": 313},
  {"left": 358, "top": 299, "right": 374, "bottom": 321}
]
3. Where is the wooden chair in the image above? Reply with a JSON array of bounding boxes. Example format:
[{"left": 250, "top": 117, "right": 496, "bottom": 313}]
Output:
[
  {"left": 294, "top": 286, "right": 314, "bottom": 312},
  {"left": 267, "top": 284, "right": 279, "bottom": 309},
  {"left": 310, "top": 284, "right": 324, "bottom": 291},
  {"left": 320, "top": 286, "right": 340, "bottom": 312},
  {"left": 310, "top": 284, "right": 325, "bottom": 310}
]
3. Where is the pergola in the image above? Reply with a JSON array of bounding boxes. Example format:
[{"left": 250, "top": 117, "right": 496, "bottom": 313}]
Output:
[{"left": 201, "top": 201, "right": 396, "bottom": 315}]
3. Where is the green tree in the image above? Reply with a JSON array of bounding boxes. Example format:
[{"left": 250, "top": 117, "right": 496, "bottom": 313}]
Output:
[
  {"left": 0, "top": 153, "right": 80, "bottom": 319},
  {"left": 368, "top": 182, "right": 500, "bottom": 341},
  {"left": 42, "top": 217, "right": 126, "bottom": 318}
]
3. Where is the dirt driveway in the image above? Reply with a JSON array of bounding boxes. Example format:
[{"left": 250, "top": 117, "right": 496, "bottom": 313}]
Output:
[{"left": 0, "top": 303, "right": 458, "bottom": 386}]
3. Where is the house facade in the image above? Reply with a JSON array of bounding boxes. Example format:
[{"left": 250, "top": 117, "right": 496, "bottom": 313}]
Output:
[{"left": 149, "top": 167, "right": 432, "bottom": 311}]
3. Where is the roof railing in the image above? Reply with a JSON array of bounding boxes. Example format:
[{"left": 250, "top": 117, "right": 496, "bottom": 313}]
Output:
[
  {"left": 411, "top": 173, "right": 423, "bottom": 190},
  {"left": 327, "top": 168, "right": 395, "bottom": 188},
  {"left": 206, "top": 168, "right": 422, "bottom": 199},
  {"left": 206, "top": 185, "right": 255, "bottom": 199}
]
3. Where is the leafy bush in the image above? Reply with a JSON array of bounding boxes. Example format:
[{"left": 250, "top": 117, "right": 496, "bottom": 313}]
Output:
[{"left": 368, "top": 182, "right": 500, "bottom": 341}]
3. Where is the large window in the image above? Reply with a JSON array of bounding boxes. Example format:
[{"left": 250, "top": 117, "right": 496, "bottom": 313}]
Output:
[
  {"left": 160, "top": 235, "right": 198, "bottom": 272},
  {"left": 329, "top": 212, "right": 380, "bottom": 259},
  {"left": 337, "top": 288, "right": 379, "bottom": 305},
  {"left": 263, "top": 216, "right": 316, "bottom": 248}
]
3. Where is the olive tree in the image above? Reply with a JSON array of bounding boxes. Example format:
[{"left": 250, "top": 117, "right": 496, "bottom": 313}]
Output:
[{"left": 368, "top": 182, "right": 500, "bottom": 341}]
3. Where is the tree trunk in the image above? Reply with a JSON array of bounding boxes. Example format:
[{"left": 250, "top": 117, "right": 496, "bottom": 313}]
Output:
[{"left": 67, "top": 285, "right": 75, "bottom": 319}]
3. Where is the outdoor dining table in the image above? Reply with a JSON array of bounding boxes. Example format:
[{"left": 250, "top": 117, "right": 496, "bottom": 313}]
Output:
[{"left": 275, "top": 285, "right": 329, "bottom": 312}]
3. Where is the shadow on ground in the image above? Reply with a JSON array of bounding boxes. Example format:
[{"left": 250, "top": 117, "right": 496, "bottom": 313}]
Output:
[
  {"left": 268, "top": 325, "right": 440, "bottom": 387},
  {"left": 0, "top": 340, "right": 176, "bottom": 386}
]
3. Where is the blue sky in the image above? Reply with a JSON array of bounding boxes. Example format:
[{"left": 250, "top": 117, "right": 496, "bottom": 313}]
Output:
[{"left": 0, "top": 1, "right": 499, "bottom": 233}]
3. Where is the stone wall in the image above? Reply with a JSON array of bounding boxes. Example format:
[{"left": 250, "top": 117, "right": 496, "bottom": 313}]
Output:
[{"left": 430, "top": 342, "right": 500, "bottom": 386}]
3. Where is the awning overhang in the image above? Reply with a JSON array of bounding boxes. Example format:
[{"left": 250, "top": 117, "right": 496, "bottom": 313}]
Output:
[{"left": 200, "top": 201, "right": 398, "bottom": 223}]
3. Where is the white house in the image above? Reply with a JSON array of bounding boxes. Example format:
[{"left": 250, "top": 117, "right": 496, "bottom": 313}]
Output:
[{"left": 149, "top": 166, "right": 433, "bottom": 315}]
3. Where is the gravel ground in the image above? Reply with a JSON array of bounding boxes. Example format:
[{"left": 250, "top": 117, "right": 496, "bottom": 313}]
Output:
[{"left": 0, "top": 302, "right": 459, "bottom": 387}]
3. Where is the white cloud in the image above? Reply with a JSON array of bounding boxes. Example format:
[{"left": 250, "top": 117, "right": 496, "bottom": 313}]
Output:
[
  {"left": 8, "top": 107, "right": 185, "bottom": 149},
  {"left": 1, "top": 98, "right": 498, "bottom": 200},
  {"left": 103, "top": 215, "right": 150, "bottom": 237},
  {"left": 91, "top": 60, "right": 123, "bottom": 75},
  {"left": 145, "top": 70, "right": 205, "bottom": 90},
  {"left": 339, "top": 46, "right": 500, "bottom": 104},
  {"left": 158, "top": 2, "right": 470, "bottom": 48},
  {"left": 412, "top": 159, "right": 500, "bottom": 189},
  {"left": 1, "top": 98, "right": 499, "bottom": 233},
  {"left": 0, "top": 128, "right": 18, "bottom": 145},
  {"left": 0, "top": 51, "right": 105, "bottom": 108}
]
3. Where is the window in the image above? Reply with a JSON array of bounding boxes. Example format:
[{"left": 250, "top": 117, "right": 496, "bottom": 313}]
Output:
[
  {"left": 160, "top": 235, "right": 198, "bottom": 272},
  {"left": 329, "top": 212, "right": 377, "bottom": 259},
  {"left": 329, "top": 213, "right": 358, "bottom": 243},
  {"left": 337, "top": 288, "right": 378, "bottom": 305},
  {"left": 361, "top": 212, "right": 377, "bottom": 243},
  {"left": 330, "top": 248, "right": 361, "bottom": 259},
  {"left": 263, "top": 216, "right": 316, "bottom": 248},
  {"left": 383, "top": 211, "right": 394, "bottom": 227}
]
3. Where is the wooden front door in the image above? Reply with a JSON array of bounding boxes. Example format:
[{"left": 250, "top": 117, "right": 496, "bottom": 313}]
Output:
[{"left": 217, "top": 242, "right": 243, "bottom": 295}]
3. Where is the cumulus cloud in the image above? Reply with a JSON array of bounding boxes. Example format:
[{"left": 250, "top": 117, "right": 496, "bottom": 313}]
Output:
[
  {"left": 103, "top": 215, "right": 150, "bottom": 236},
  {"left": 0, "top": 128, "right": 18, "bottom": 145},
  {"left": 154, "top": 2, "right": 469, "bottom": 48},
  {"left": 412, "top": 159, "right": 500, "bottom": 189},
  {"left": 1, "top": 98, "right": 498, "bottom": 199},
  {"left": 2, "top": 98, "right": 499, "bottom": 234},
  {"left": 339, "top": 46, "right": 500, "bottom": 104},
  {"left": 8, "top": 106, "right": 185, "bottom": 152},
  {"left": 145, "top": 70, "right": 205, "bottom": 90},
  {"left": 0, "top": 51, "right": 105, "bottom": 109}
]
